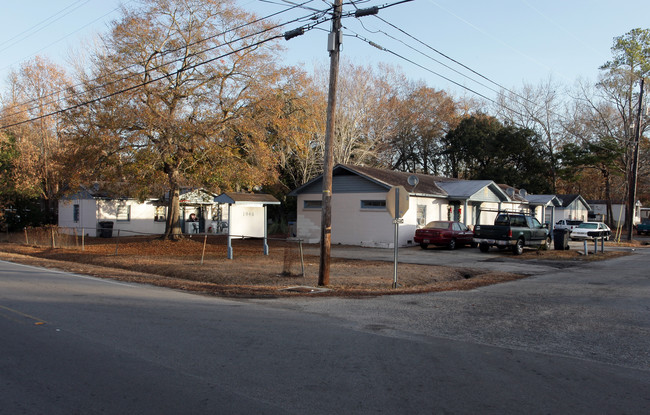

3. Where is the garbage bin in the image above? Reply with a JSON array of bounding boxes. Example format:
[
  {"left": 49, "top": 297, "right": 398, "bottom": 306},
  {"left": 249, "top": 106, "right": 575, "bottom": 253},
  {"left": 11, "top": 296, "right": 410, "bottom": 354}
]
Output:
[
  {"left": 98, "top": 221, "right": 114, "bottom": 238},
  {"left": 553, "top": 228, "right": 569, "bottom": 250}
]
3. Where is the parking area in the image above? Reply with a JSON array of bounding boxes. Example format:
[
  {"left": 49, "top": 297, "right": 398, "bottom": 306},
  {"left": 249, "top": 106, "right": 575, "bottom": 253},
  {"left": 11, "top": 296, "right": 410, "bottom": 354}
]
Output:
[{"left": 306, "top": 239, "right": 644, "bottom": 276}]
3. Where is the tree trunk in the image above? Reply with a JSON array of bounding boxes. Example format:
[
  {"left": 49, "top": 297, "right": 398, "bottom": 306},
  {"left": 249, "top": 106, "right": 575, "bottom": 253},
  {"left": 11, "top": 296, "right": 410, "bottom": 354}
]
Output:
[{"left": 163, "top": 163, "right": 183, "bottom": 240}]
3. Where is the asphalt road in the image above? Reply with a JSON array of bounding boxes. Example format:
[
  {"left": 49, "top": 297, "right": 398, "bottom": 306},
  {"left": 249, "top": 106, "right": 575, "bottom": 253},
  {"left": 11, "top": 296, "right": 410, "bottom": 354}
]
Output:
[{"left": 1, "top": 252, "right": 649, "bottom": 414}]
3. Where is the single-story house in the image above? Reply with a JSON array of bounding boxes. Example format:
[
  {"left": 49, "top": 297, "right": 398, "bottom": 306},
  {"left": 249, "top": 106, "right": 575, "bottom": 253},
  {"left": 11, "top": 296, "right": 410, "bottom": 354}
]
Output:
[
  {"left": 289, "top": 164, "right": 523, "bottom": 247},
  {"left": 587, "top": 199, "right": 642, "bottom": 227},
  {"left": 525, "top": 194, "right": 562, "bottom": 227},
  {"left": 58, "top": 187, "right": 279, "bottom": 238},
  {"left": 555, "top": 195, "right": 591, "bottom": 223}
]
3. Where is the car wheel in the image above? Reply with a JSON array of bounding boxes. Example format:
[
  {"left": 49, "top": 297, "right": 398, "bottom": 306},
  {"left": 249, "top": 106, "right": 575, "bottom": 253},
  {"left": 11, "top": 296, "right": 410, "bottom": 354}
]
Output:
[
  {"left": 448, "top": 239, "right": 456, "bottom": 250},
  {"left": 512, "top": 238, "right": 524, "bottom": 255},
  {"left": 479, "top": 243, "right": 489, "bottom": 253},
  {"left": 419, "top": 243, "right": 428, "bottom": 250}
]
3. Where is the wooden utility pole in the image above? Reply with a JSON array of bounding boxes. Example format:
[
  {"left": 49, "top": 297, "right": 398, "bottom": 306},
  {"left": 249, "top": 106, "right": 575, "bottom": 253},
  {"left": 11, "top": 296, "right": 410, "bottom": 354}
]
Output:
[
  {"left": 626, "top": 78, "right": 645, "bottom": 241},
  {"left": 318, "top": 0, "right": 343, "bottom": 286}
]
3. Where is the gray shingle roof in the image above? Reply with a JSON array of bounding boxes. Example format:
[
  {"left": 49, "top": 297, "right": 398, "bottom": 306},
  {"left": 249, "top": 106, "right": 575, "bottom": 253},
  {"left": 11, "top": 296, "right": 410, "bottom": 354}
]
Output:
[{"left": 339, "top": 164, "right": 447, "bottom": 196}]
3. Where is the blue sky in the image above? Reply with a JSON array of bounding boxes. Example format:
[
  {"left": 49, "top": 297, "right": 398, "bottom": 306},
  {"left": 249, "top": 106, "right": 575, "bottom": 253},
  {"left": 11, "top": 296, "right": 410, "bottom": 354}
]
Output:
[{"left": 1, "top": 0, "right": 648, "bottom": 102}]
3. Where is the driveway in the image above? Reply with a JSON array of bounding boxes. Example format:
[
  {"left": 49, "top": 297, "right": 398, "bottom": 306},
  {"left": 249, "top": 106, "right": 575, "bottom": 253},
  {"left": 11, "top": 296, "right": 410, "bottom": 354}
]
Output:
[{"left": 305, "top": 240, "right": 641, "bottom": 275}]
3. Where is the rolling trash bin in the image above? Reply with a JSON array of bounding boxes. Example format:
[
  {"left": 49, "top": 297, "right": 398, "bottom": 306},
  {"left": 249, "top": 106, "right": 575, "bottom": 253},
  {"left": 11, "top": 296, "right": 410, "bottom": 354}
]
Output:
[
  {"left": 553, "top": 228, "right": 569, "bottom": 250},
  {"left": 98, "top": 221, "right": 114, "bottom": 238}
]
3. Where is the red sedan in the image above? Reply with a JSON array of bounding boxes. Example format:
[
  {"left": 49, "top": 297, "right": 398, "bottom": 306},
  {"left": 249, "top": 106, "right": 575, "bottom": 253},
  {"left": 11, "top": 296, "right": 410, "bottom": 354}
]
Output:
[{"left": 414, "top": 221, "right": 475, "bottom": 250}]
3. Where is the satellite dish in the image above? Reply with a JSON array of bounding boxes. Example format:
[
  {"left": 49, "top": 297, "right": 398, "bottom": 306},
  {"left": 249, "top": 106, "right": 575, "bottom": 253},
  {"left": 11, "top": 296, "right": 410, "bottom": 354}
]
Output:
[
  {"left": 407, "top": 175, "right": 419, "bottom": 190},
  {"left": 506, "top": 187, "right": 515, "bottom": 197},
  {"left": 519, "top": 188, "right": 528, "bottom": 198}
]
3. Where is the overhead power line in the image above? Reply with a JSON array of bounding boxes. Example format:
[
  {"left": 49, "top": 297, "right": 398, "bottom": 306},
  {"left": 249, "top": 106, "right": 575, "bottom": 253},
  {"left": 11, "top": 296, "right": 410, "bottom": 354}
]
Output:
[
  {"left": 1, "top": 2, "right": 327, "bottom": 125},
  {"left": 1, "top": 16, "right": 330, "bottom": 130}
]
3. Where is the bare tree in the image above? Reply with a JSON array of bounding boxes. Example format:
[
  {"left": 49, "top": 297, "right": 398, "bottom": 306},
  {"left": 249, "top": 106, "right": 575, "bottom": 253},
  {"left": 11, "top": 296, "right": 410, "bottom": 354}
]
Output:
[{"left": 493, "top": 77, "right": 568, "bottom": 192}]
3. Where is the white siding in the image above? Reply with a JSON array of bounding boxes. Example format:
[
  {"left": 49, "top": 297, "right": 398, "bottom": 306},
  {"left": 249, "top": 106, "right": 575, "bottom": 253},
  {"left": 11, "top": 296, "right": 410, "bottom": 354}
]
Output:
[
  {"left": 296, "top": 193, "right": 448, "bottom": 247},
  {"left": 58, "top": 199, "right": 98, "bottom": 236},
  {"left": 96, "top": 200, "right": 166, "bottom": 236}
]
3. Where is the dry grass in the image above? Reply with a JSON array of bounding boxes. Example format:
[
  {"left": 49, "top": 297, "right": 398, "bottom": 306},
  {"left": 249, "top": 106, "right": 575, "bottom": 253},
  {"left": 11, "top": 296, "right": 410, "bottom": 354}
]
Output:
[{"left": 0, "top": 235, "right": 631, "bottom": 298}]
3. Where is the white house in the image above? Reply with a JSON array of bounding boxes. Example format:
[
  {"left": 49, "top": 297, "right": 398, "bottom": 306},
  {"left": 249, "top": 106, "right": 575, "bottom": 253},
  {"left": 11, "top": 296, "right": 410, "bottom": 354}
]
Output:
[
  {"left": 59, "top": 187, "right": 220, "bottom": 237},
  {"left": 555, "top": 195, "right": 591, "bottom": 223},
  {"left": 289, "top": 164, "right": 516, "bottom": 247}
]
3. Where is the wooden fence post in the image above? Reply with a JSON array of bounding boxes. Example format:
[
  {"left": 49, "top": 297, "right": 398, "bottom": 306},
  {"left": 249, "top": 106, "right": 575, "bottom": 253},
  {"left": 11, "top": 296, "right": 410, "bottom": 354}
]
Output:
[
  {"left": 114, "top": 229, "right": 120, "bottom": 256},
  {"left": 24, "top": 227, "right": 28, "bottom": 245},
  {"left": 200, "top": 234, "right": 208, "bottom": 265}
]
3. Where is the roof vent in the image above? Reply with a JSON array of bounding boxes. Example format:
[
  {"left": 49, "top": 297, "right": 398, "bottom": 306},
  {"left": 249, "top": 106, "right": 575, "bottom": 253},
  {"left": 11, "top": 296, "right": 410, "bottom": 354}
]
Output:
[
  {"left": 519, "top": 188, "right": 528, "bottom": 198},
  {"left": 506, "top": 187, "right": 515, "bottom": 197}
]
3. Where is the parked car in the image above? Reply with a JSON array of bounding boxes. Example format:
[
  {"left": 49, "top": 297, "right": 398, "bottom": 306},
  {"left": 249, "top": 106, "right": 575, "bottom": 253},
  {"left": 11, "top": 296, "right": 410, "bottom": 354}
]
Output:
[
  {"left": 636, "top": 218, "right": 650, "bottom": 235},
  {"left": 570, "top": 222, "right": 611, "bottom": 240},
  {"left": 554, "top": 219, "right": 583, "bottom": 231},
  {"left": 473, "top": 212, "right": 550, "bottom": 255},
  {"left": 414, "top": 221, "right": 475, "bottom": 250}
]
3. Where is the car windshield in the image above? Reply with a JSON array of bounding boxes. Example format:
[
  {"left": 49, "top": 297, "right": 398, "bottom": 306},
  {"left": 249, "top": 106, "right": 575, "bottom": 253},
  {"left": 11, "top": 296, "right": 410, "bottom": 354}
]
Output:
[
  {"left": 424, "top": 221, "right": 450, "bottom": 229},
  {"left": 577, "top": 223, "right": 598, "bottom": 229},
  {"left": 567, "top": 220, "right": 582, "bottom": 225}
]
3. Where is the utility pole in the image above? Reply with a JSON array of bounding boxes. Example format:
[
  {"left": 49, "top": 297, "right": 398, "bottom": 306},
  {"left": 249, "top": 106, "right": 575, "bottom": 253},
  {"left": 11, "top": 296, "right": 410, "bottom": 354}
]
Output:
[
  {"left": 627, "top": 77, "right": 645, "bottom": 241},
  {"left": 318, "top": 0, "right": 342, "bottom": 286}
]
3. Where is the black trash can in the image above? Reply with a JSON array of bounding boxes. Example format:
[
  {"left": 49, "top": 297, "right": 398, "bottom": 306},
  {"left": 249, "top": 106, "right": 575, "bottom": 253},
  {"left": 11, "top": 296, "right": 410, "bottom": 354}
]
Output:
[
  {"left": 98, "top": 221, "right": 114, "bottom": 238},
  {"left": 553, "top": 228, "right": 569, "bottom": 250}
]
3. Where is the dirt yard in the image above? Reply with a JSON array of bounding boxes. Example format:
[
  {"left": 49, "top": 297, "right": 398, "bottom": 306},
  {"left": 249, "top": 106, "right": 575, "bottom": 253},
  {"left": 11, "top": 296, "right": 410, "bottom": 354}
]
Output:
[{"left": 0, "top": 234, "right": 632, "bottom": 298}]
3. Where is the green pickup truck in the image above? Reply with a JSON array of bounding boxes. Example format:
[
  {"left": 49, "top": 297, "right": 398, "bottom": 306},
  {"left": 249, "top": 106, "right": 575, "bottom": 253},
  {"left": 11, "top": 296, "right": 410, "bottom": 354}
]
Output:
[
  {"left": 637, "top": 218, "right": 650, "bottom": 235},
  {"left": 473, "top": 212, "right": 551, "bottom": 255}
]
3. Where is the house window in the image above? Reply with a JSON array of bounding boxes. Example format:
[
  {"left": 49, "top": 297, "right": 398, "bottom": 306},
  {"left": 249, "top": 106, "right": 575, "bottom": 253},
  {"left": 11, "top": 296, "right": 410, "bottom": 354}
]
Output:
[
  {"left": 361, "top": 200, "right": 386, "bottom": 209},
  {"left": 154, "top": 206, "right": 166, "bottom": 222},
  {"left": 304, "top": 200, "right": 322, "bottom": 209},
  {"left": 73, "top": 204, "right": 80, "bottom": 223},
  {"left": 116, "top": 204, "right": 130, "bottom": 222}
]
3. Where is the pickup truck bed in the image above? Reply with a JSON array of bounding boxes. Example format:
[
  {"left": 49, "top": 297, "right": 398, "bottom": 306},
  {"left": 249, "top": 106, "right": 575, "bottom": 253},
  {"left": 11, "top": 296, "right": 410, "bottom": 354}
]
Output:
[{"left": 473, "top": 213, "right": 550, "bottom": 255}]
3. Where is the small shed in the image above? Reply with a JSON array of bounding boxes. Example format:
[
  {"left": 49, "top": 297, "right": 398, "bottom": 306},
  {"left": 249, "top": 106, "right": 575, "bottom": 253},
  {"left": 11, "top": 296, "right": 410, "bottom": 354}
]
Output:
[{"left": 214, "top": 192, "right": 280, "bottom": 258}]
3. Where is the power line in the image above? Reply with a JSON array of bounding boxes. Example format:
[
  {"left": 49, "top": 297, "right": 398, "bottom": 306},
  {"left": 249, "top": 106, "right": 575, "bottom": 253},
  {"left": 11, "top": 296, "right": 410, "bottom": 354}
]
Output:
[
  {"left": 0, "top": 0, "right": 91, "bottom": 52},
  {"left": 1, "top": 2, "right": 326, "bottom": 124},
  {"left": 1, "top": 18, "right": 328, "bottom": 130},
  {"left": 349, "top": 31, "right": 498, "bottom": 105}
]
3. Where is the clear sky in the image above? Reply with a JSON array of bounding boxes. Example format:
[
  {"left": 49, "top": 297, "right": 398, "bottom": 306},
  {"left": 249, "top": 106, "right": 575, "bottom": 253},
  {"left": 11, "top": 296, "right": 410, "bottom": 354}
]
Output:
[{"left": 1, "top": 0, "right": 648, "bottom": 103}]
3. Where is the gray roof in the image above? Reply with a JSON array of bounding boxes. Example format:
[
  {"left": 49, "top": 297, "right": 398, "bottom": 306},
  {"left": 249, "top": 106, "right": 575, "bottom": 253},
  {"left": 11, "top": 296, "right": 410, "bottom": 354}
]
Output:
[
  {"left": 338, "top": 164, "right": 447, "bottom": 196},
  {"left": 526, "top": 194, "right": 561, "bottom": 206},
  {"left": 556, "top": 194, "right": 591, "bottom": 210},
  {"left": 215, "top": 192, "right": 280, "bottom": 205},
  {"left": 437, "top": 180, "right": 494, "bottom": 199}
]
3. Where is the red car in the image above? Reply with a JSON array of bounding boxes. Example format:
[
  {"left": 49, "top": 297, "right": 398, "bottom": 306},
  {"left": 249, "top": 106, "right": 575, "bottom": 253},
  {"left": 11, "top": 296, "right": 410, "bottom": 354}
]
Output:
[{"left": 414, "top": 221, "right": 475, "bottom": 250}]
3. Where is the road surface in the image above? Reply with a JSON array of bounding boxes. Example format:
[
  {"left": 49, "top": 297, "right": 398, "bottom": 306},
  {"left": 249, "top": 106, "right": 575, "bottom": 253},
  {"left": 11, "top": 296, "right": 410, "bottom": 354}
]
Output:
[{"left": 1, "top": 253, "right": 649, "bottom": 414}]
